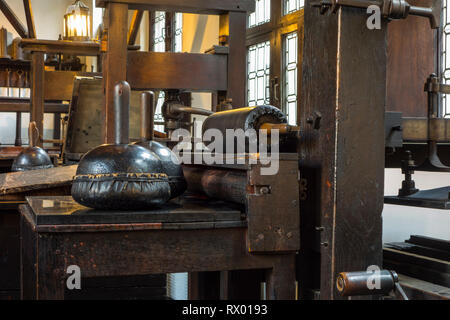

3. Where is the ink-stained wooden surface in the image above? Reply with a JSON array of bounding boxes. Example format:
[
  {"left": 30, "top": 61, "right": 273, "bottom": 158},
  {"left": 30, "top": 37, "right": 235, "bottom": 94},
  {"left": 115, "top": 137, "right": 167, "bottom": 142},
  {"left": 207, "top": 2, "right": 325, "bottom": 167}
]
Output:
[
  {"left": 300, "top": 5, "right": 386, "bottom": 299},
  {"left": 386, "top": 0, "right": 435, "bottom": 117},
  {"left": 24, "top": 195, "right": 244, "bottom": 227},
  {"left": 0, "top": 165, "right": 76, "bottom": 195},
  {"left": 96, "top": 0, "right": 255, "bottom": 14},
  {"left": 127, "top": 52, "right": 228, "bottom": 91}
]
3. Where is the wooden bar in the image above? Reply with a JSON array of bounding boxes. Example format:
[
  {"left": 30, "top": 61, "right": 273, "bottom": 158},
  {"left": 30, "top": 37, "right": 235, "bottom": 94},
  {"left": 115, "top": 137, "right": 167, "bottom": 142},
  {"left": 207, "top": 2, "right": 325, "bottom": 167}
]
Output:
[
  {"left": 23, "top": 0, "right": 36, "bottom": 39},
  {"left": 20, "top": 39, "right": 100, "bottom": 56},
  {"left": 30, "top": 52, "right": 44, "bottom": 147},
  {"left": 0, "top": 100, "right": 69, "bottom": 113},
  {"left": 299, "top": 6, "right": 387, "bottom": 299},
  {"left": 128, "top": 10, "right": 144, "bottom": 45},
  {"left": 102, "top": 2, "right": 128, "bottom": 144},
  {"left": 219, "top": 12, "right": 246, "bottom": 107},
  {"left": 0, "top": 0, "right": 27, "bottom": 38},
  {"left": 127, "top": 51, "right": 227, "bottom": 91},
  {"left": 96, "top": 0, "right": 255, "bottom": 14}
]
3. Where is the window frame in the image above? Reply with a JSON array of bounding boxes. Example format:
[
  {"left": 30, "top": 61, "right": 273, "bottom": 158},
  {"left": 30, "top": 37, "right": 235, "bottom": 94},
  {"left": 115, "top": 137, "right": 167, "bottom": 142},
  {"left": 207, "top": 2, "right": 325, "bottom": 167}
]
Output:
[{"left": 246, "top": 0, "right": 304, "bottom": 125}]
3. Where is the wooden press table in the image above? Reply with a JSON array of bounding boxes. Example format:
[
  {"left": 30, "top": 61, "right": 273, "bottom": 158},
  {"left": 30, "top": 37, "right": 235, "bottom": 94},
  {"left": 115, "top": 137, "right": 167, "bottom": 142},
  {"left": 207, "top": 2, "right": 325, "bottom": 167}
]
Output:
[{"left": 19, "top": 195, "right": 296, "bottom": 300}]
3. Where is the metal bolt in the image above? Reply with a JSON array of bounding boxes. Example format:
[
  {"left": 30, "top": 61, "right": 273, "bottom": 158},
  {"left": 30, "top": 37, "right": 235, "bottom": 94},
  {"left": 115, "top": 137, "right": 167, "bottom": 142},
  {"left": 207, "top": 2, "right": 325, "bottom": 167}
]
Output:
[
  {"left": 315, "top": 226, "right": 325, "bottom": 232},
  {"left": 260, "top": 186, "right": 270, "bottom": 194},
  {"left": 321, "top": 242, "right": 329, "bottom": 247}
]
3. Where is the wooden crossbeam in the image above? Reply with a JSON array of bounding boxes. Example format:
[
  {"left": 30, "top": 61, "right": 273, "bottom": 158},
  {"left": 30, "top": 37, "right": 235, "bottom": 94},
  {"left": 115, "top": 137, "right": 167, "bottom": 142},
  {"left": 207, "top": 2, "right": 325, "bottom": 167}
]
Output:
[{"left": 0, "top": 0, "right": 28, "bottom": 38}]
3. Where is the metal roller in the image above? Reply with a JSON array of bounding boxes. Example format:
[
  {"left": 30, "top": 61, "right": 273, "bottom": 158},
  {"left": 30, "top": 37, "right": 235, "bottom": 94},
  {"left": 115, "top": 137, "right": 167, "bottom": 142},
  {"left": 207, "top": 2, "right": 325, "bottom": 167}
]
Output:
[
  {"left": 336, "top": 270, "right": 407, "bottom": 299},
  {"left": 201, "top": 105, "right": 294, "bottom": 153},
  {"left": 133, "top": 91, "right": 187, "bottom": 199},
  {"left": 202, "top": 105, "right": 287, "bottom": 135},
  {"left": 71, "top": 81, "right": 171, "bottom": 210},
  {"left": 183, "top": 166, "right": 247, "bottom": 204}
]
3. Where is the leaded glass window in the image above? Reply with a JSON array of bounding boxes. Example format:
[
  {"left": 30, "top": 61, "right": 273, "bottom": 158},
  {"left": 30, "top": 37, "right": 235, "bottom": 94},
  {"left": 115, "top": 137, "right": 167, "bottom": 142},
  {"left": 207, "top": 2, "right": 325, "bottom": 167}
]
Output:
[
  {"left": 247, "top": 41, "right": 270, "bottom": 106},
  {"left": 174, "top": 12, "right": 183, "bottom": 53},
  {"left": 153, "top": 11, "right": 166, "bottom": 53},
  {"left": 283, "top": 0, "right": 304, "bottom": 15},
  {"left": 248, "top": 0, "right": 270, "bottom": 28},
  {"left": 442, "top": 0, "right": 450, "bottom": 116},
  {"left": 283, "top": 32, "right": 298, "bottom": 125}
]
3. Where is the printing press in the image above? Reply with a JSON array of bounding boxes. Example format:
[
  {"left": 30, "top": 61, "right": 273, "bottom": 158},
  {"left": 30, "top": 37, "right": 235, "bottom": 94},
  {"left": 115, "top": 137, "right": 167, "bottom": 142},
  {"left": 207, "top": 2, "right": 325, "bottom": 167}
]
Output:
[{"left": 0, "top": 0, "right": 448, "bottom": 301}]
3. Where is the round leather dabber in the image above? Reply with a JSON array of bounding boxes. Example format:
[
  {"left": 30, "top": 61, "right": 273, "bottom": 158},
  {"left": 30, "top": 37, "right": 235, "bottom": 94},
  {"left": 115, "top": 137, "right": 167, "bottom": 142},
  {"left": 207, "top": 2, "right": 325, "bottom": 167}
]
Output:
[
  {"left": 134, "top": 140, "right": 187, "bottom": 199},
  {"left": 133, "top": 91, "right": 187, "bottom": 199},
  {"left": 12, "top": 121, "right": 54, "bottom": 172},
  {"left": 71, "top": 81, "right": 171, "bottom": 210}
]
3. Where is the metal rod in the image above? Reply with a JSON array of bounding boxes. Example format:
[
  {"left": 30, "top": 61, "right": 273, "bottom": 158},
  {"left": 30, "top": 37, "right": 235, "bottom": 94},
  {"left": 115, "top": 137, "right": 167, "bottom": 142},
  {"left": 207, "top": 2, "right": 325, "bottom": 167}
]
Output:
[
  {"left": 28, "top": 121, "right": 38, "bottom": 147},
  {"left": 169, "top": 104, "right": 214, "bottom": 117},
  {"left": 140, "top": 91, "right": 155, "bottom": 141},
  {"left": 113, "top": 81, "right": 130, "bottom": 145}
]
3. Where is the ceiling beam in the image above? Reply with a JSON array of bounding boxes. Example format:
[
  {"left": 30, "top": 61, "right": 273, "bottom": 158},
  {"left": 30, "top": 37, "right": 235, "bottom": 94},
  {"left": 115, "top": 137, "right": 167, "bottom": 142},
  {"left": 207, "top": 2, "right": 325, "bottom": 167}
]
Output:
[{"left": 0, "top": 0, "right": 28, "bottom": 38}]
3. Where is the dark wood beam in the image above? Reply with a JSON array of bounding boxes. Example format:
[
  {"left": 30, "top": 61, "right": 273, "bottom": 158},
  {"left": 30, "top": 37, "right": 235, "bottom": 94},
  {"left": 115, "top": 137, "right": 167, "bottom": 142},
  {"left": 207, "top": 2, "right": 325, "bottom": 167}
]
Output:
[
  {"left": 30, "top": 51, "right": 45, "bottom": 147},
  {"left": 102, "top": 2, "right": 128, "bottom": 143},
  {"left": 299, "top": 6, "right": 387, "bottom": 299},
  {"left": 126, "top": 51, "right": 227, "bottom": 91},
  {"left": 148, "top": 11, "right": 155, "bottom": 51},
  {"left": 128, "top": 10, "right": 144, "bottom": 45},
  {"left": 23, "top": 0, "right": 36, "bottom": 38},
  {"left": 0, "top": 0, "right": 27, "bottom": 38},
  {"left": 96, "top": 0, "right": 255, "bottom": 14},
  {"left": 0, "top": 100, "right": 69, "bottom": 113},
  {"left": 20, "top": 39, "right": 100, "bottom": 56},
  {"left": 219, "top": 12, "right": 246, "bottom": 107}
]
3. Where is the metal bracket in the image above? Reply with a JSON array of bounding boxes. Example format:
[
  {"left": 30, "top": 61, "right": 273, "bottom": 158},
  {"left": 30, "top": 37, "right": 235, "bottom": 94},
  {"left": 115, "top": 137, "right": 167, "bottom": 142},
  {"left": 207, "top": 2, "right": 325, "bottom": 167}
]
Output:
[{"left": 311, "top": 0, "right": 441, "bottom": 29}]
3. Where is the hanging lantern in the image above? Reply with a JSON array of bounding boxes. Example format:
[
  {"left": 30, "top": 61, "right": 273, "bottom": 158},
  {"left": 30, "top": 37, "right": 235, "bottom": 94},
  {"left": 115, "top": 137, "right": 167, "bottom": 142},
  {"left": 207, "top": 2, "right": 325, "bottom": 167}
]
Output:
[{"left": 63, "top": 0, "right": 91, "bottom": 41}]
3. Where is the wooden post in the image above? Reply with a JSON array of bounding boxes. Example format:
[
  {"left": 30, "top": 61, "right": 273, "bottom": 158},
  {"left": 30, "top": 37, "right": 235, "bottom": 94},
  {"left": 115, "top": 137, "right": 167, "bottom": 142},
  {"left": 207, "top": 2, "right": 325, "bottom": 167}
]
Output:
[
  {"left": 30, "top": 51, "right": 44, "bottom": 147},
  {"left": 299, "top": 5, "right": 387, "bottom": 299},
  {"left": 15, "top": 112, "right": 22, "bottom": 146},
  {"left": 53, "top": 112, "right": 61, "bottom": 146},
  {"left": 219, "top": 12, "right": 246, "bottom": 108},
  {"left": 102, "top": 2, "right": 128, "bottom": 144}
]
